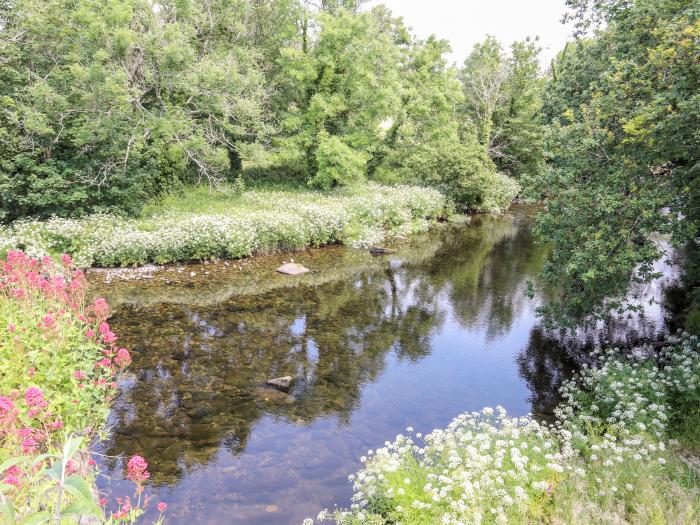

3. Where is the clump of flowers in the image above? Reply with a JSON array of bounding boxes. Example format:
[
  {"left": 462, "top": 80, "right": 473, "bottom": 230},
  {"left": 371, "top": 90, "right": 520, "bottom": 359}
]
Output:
[
  {"left": 0, "top": 184, "right": 449, "bottom": 267},
  {"left": 311, "top": 332, "right": 700, "bottom": 524},
  {"left": 0, "top": 250, "right": 163, "bottom": 523}
]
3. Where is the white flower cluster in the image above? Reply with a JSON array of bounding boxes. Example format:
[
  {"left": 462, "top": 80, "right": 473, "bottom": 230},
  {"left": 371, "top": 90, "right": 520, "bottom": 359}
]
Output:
[
  {"left": 308, "top": 332, "right": 700, "bottom": 524},
  {"left": 0, "top": 184, "right": 447, "bottom": 267}
]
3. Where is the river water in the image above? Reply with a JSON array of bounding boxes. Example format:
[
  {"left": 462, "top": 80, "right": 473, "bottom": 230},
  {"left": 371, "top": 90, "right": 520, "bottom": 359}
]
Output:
[{"left": 89, "top": 206, "right": 676, "bottom": 524}]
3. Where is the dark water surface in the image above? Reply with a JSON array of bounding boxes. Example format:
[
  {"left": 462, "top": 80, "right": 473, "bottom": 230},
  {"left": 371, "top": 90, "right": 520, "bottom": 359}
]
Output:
[{"left": 89, "top": 207, "right": 674, "bottom": 524}]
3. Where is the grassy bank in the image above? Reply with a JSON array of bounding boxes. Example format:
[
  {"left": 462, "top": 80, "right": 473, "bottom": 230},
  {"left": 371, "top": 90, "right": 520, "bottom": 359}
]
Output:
[
  {"left": 0, "top": 251, "right": 163, "bottom": 523},
  {"left": 0, "top": 183, "right": 450, "bottom": 268},
  {"left": 309, "top": 333, "right": 700, "bottom": 525}
]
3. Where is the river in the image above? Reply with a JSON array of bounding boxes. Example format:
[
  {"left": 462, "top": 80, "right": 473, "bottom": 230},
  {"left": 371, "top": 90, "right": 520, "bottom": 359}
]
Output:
[{"left": 89, "top": 205, "right": 676, "bottom": 524}]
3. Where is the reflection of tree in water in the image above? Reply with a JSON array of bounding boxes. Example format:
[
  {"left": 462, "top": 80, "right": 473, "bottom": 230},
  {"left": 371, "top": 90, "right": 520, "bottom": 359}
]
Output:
[
  {"left": 420, "top": 211, "right": 547, "bottom": 340},
  {"left": 102, "top": 260, "right": 445, "bottom": 484},
  {"left": 100, "top": 208, "right": 556, "bottom": 486}
]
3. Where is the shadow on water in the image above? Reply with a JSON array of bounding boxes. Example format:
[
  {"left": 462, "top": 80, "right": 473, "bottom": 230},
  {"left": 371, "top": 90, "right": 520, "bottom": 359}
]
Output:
[{"left": 89, "top": 206, "right": 676, "bottom": 525}]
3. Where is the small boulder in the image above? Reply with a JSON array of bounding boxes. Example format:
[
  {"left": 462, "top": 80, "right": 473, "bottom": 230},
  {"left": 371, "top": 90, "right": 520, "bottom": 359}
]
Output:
[
  {"left": 369, "top": 246, "right": 396, "bottom": 255},
  {"left": 265, "top": 376, "right": 294, "bottom": 391},
  {"left": 276, "top": 262, "right": 310, "bottom": 275}
]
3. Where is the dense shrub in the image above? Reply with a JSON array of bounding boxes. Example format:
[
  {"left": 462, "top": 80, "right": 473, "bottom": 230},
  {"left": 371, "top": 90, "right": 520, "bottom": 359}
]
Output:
[
  {"left": 309, "top": 333, "right": 700, "bottom": 524},
  {"left": 0, "top": 251, "right": 163, "bottom": 523}
]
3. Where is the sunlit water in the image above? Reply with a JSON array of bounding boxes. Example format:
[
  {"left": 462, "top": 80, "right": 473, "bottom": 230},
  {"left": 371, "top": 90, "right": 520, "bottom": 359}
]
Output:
[{"left": 89, "top": 206, "right": 676, "bottom": 524}]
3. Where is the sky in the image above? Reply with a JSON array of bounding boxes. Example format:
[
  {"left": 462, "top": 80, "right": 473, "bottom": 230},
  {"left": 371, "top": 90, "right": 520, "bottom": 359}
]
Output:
[{"left": 365, "top": 0, "right": 574, "bottom": 68}]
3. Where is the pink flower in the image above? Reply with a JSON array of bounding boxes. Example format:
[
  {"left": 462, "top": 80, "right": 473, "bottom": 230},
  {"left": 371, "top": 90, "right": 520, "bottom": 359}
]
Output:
[
  {"left": 73, "top": 370, "right": 87, "bottom": 380},
  {"left": 85, "top": 329, "right": 95, "bottom": 339},
  {"left": 0, "top": 396, "right": 17, "bottom": 425},
  {"left": 7, "top": 323, "right": 16, "bottom": 332},
  {"left": 27, "top": 367, "right": 35, "bottom": 378},
  {"left": 114, "top": 348, "right": 132, "bottom": 368},
  {"left": 157, "top": 502, "right": 167, "bottom": 512},
  {"left": 93, "top": 298, "right": 110, "bottom": 320},
  {"left": 3, "top": 475, "right": 20, "bottom": 488},
  {"left": 48, "top": 419, "right": 64, "bottom": 431},
  {"left": 126, "top": 455, "right": 150, "bottom": 485},
  {"left": 66, "top": 459, "right": 79, "bottom": 475},
  {"left": 24, "top": 387, "right": 44, "bottom": 407},
  {"left": 99, "top": 498, "right": 107, "bottom": 506},
  {"left": 21, "top": 437, "right": 36, "bottom": 453},
  {"left": 60, "top": 254, "right": 73, "bottom": 267},
  {"left": 95, "top": 358, "right": 111, "bottom": 368},
  {"left": 42, "top": 314, "right": 55, "bottom": 329},
  {"left": 10, "top": 288, "right": 26, "bottom": 299}
]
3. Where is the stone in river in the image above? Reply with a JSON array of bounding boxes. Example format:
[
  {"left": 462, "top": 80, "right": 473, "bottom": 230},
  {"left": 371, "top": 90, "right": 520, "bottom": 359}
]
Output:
[
  {"left": 265, "top": 375, "right": 294, "bottom": 391},
  {"left": 369, "top": 246, "right": 396, "bottom": 255},
  {"left": 276, "top": 262, "right": 310, "bottom": 275}
]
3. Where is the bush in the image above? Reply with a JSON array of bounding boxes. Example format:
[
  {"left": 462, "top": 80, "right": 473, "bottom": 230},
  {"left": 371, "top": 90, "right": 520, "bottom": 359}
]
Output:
[
  {"left": 375, "top": 139, "right": 520, "bottom": 213},
  {"left": 0, "top": 251, "right": 164, "bottom": 523},
  {"left": 310, "top": 333, "right": 700, "bottom": 525}
]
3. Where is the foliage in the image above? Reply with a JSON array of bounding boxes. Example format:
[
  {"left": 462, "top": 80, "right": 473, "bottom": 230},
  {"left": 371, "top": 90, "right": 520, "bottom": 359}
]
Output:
[
  {"left": 534, "top": 0, "right": 700, "bottom": 327},
  {"left": 0, "top": 184, "right": 449, "bottom": 267},
  {"left": 0, "top": 251, "right": 164, "bottom": 523},
  {"left": 0, "top": 0, "right": 270, "bottom": 220},
  {"left": 459, "top": 36, "right": 546, "bottom": 182},
  {"left": 309, "top": 332, "right": 700, "bottom": 525}
]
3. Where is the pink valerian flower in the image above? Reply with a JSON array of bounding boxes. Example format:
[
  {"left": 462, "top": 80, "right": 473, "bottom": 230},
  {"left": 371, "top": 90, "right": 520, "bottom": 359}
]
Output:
[
  {"left": 3, "top": 466, "right": 23, "bottom": 488},
  {"left": 126, "top": 455, "right": 150, "bottom": 485},
  {"left": 0, "top": 396, "right": 17, "bottom": 426},
  {"left": 157, "top": 502, "right": 167, "bottom": 512},
  {"left": 73, "top": 370, "right": 87, "bottom": 380},
  {"left": 85, "top": 328, "right": 95, "bottom": 339},
  {"left": 60, "top": 254, "right": 73, "bottom": 267},
  {"left": 27, "top": 367, "right": 35, "bottom": 378},
  {"left": 66, "top": 459, "right": 80, "bottom": 475},
  {"left": 99, "top": 498, "right": 107, "bottom": 506},
  {"left": 7, "top": 323, "right": 16, "bottom": 332},
  {"left": 21, "top": 437, "right": 37, "bottom": 453},
  {"left": 24, "top": 387, "right": 45, "bottom": 407},
  {"left": 93, "top": 298, "right": 110, "bottom": 321},
  {"left": 47, "top": 419, "right": 64, "bottom": 431},
  {"left": 114, "top": 348, "right": 132, "bottom": 369},
  {"left": 41, "top": 314, "right": 56, "bottom": 329},
  {"left": 10, "top": 288, "right": 26, "bottom": 299},
  {"left": 95, "top": 358, "right": 112, "bottom": 369}
]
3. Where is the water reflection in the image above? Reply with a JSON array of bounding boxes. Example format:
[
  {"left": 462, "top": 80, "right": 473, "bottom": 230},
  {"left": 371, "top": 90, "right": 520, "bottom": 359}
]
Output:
[{"left": 91, "top": 206, "right": 672, "bottom": 524}]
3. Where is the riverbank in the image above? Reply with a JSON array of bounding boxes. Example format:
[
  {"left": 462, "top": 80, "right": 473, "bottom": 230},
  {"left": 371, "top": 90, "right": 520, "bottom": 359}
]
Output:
[
  {"left": 0, "top": 251, "right": 162, "bottom": 522},
  {"left": 0, "top": 183, "right": 450, "bottom": 268},
  {"left": 312, "top": 333, "right": 700, "bottom": 525}
]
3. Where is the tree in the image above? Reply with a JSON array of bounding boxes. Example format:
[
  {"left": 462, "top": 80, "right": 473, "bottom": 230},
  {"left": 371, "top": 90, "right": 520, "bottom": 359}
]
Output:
[
  {"left": 534, "top": 0, "right": 700, "bottom": 327},
  {"left": 275, "top": 6, "right": 402, "bottom": 188},
  {"left": 0, "top": 0, "right": 270, "bottom": 220}
]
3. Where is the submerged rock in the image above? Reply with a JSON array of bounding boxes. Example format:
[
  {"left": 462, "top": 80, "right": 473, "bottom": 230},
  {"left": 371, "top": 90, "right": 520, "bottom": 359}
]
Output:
[
  {"left": 276, "top": 262, "right": 310, "bottom": 275},
  {"left": 253, "top": 386, "right": 294, "bottom": 403},
  {"left": 265, "top": 375, "right": 294, "bottom": 391},
  {"left": 369, "top": 246, "right": 396, "bottom": 255}
]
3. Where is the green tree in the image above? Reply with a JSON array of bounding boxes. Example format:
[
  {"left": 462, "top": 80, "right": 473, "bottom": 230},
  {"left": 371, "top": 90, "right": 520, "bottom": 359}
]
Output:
[
  {"left": 0, "top": 0, "right": 270, "bottom": 220},
  {"left": 535, "top": 0, "right": 700, "bottom": 327}
]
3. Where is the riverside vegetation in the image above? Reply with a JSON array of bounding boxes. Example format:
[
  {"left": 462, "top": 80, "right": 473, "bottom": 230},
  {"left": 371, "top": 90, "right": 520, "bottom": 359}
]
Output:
[
  {"left": 0, "top": 250, "right": 165, "bottom": 523},
  {"left": 1, "top": 0, "right": 699, "bottom": 524}
]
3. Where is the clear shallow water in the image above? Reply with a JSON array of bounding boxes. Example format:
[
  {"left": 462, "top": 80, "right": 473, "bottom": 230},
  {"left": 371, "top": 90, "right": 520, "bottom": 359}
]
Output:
[{"left": 89, "top": 207, "right": 674, "bottom": 524}]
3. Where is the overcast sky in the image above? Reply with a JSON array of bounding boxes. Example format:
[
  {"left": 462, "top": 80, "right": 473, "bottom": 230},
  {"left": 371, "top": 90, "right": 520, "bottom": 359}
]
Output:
[{"left": 365, "top": 0, "right": 574, "bottom": 68}]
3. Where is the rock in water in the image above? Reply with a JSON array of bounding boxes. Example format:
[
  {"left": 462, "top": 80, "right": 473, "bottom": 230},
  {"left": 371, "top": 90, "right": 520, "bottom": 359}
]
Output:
[
  {"left": 369, "top": 246, "right": 396, "bottom": 255},
  {"left": 265, "top": 376, "right": 293, "bottom": 391},
  {"left": 276, "top": 262, "right": 310, "bottom": 275}
]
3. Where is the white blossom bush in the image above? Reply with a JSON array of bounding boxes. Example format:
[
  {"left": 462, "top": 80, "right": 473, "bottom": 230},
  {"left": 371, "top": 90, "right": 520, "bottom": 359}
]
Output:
[
  {"left": 311, "top": 333, "right": 700, "bottom": 524},
  {"left": 0, "top": 184, "right": 449, "bottom": 267}
]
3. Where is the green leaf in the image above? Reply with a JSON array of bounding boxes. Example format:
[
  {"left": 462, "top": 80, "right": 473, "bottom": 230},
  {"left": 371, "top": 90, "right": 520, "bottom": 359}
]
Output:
[
  {"left": 62, "top": 435, "right": 84, "bottom": 462},
  {"left": 18, "top": 511, "right": 51, "bottom": 525},
  {"left": 0, "top": 456, "right": 30, "bottom": 474},
  {"left": 0, "top": 501, "right": 16, "bottom": 525}
]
